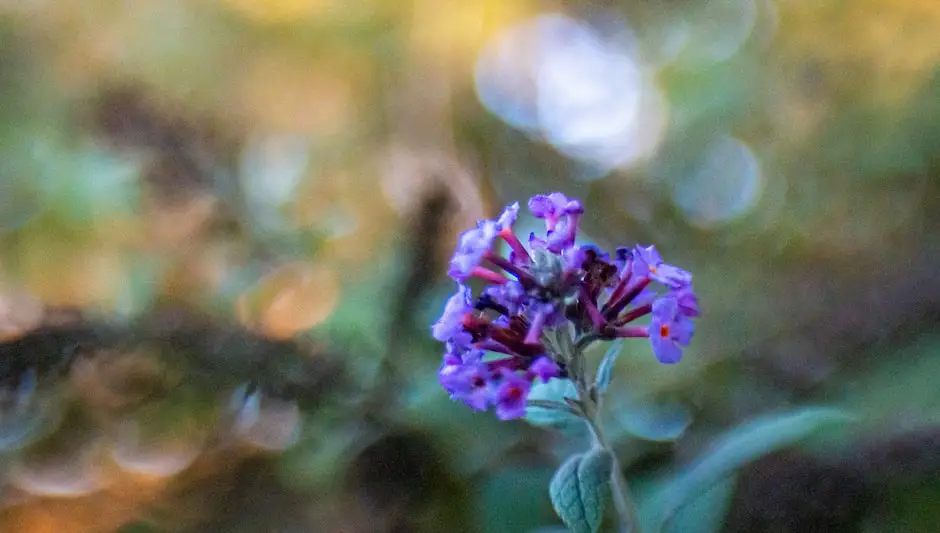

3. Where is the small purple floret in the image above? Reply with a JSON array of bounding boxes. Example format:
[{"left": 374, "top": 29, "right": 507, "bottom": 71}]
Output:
[
  {"left": 448, "top": 223, "right": 500, "bottom": 281},
  {"left": 672, "top": 284, "right": 700, "bottom": 317},
  {"left": 524, "top": 302, "right": 557, "bottom": 345},
  {"left": 440, "top": 346, "right": 492, "bottom": 411},
  {"left": 632, "top": 245, "right": 692, "bottom": 288},
  {"left": 613, "top": 247, "right": 632, "bottom": 272},
  {"left": 496, "top": 202, "right": 520, "bottom": 229},
  {"left": 526, "top": 356, "right": 561, "bottom": 383},
  {"left": 447, "top": 203, "right": 520, "bottom": 282},
  {"left": 494, "top": 369, "right": 531, "bottom": 420},
  {"left": 632, "top": 287, "right": 658, "bottom": 308},
  {"left": 483, "top": 281, "right": 526, "bottom": 315},
  {"left": 649, "top": 297, "right": 695, "bottom": 364},
  {"left": 432, "top": 285, "right": 474, "bottom": 343},
  {"left": 529, "top": 193, "right": 584, "bottom": 252},
  {"left": 562, "top": 246, "right": 589, "bottom": 272},
  {"left": 545, "top": 213, "right": 581, "bottom": 252},
  {"left": 528, "top": 193, "right": 583, "bottom": 220}
]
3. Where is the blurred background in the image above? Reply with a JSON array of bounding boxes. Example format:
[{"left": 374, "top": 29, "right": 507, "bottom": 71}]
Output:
[{"left": 0, "top": 0, "right": 938, "bottom": 532}]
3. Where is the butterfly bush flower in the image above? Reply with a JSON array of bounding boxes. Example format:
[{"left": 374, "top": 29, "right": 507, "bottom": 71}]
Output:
[{"left": 432, "top": 193, "right": 700, "bottom": 419}]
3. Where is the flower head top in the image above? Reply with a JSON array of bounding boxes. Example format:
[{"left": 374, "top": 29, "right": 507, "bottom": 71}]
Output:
[
  {"left": 528, "top": 193, "right": 584, "bottom": 253},
  {"left": 447, "top": 203, "right": 526, "bottom": 283},
  {"left": 433, "top": 193, "right": 700, "bottom": 419}
]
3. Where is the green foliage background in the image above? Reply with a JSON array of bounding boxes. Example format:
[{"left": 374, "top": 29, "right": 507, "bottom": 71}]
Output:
[{"left": 0, "top": 0, "right": 938, "bottom": 532}]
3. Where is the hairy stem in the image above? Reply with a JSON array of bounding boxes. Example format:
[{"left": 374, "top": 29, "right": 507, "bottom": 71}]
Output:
[
  {"left": 574, "top": 332, "right": 602, "bottom": 353},
  {"left": 574, "top": 351, "right": 642, "bottom": 533}
]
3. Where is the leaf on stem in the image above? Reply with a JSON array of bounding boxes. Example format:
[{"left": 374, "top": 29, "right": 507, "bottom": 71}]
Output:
[
  {"left": 549, "top": 448, "right": 613, "bottom": 533},
  {"left": 613, "top": 401, "right": 692, "bottom": 442},
  {"left": 593, "top": 339, "right": 623, "bottom": 396},
  {"left": 577, "top": 448, "right": 613, "bottom": 532},
  {"left": 525, "top": 379, "right": 580, "bottom": 428}
]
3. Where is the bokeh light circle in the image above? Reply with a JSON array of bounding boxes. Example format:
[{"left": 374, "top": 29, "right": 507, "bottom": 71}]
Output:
[
  {"left": 475, "top": 13, "right": 667, "bottom": 171},
  {"left": 673, "top": 135, "right": 764, "bottom": 227}
]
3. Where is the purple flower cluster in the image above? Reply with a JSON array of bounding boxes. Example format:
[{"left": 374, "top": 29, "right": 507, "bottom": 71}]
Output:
[{"left": 432, "top": 193, "right": 699, "bottom": 419}]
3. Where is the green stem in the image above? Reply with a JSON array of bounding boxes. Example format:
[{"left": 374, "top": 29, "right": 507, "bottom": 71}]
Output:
[
  {"left": 574, "top": 357, "right": 642, "bottom": 533},
  {"left": 585, "top": 413, "right": 642, "bottom": 533},
  {"left": 574, "top": 332, "right": 603, "bottom": 353}
]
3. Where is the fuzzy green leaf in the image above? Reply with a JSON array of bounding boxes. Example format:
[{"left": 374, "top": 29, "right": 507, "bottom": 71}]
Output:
[
  {"left": 593, "top": 339, "right": 624, "bottom": 396},
  {"left": 549, "top": 449, "right": 613, "bottom": 533},
  {"left": 550, "top": 454, "right": 587, "bottom": 532},
  {"left": 618, "top": 402, "right": 692, "bottom": 442},
  {"left": 526, "top": 379, "right": 580, "bottom": 428},
  {"left": 577, "top": 448, "right": 613, "bottom": 532}
]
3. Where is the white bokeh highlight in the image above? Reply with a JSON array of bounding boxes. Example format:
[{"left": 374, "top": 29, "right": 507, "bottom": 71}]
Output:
[
  {"left": 673, "top": 135, "right": 763, "bottom": 227},
  {"left": 475, "top": 13, "right": 667, "bottom": 171}
]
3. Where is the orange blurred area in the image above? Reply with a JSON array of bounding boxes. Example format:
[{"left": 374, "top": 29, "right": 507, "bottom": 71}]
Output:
[
  {"left": 231, "top": 52, "right": 367, "bottom": 135},
  {"left": 236, "top": 261, "right": 339, "bottom": 339},
  {"left": 16, "top": 230, "right": 129, "bottom": 310},
  {"left": 0, "top": 447, "right": 251, "bottom": 533}
]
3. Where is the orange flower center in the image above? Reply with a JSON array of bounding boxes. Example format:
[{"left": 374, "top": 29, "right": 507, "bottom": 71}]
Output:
[{"left": 659, "top": 324, "right": 670, "bottom": 338}]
